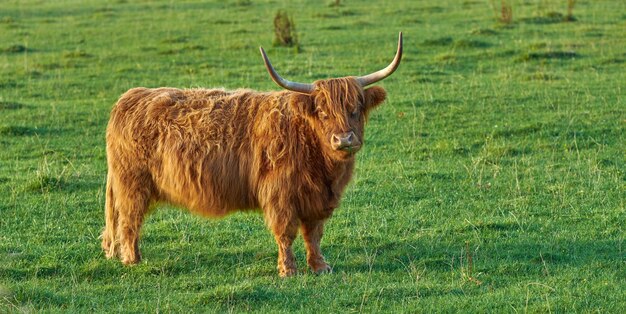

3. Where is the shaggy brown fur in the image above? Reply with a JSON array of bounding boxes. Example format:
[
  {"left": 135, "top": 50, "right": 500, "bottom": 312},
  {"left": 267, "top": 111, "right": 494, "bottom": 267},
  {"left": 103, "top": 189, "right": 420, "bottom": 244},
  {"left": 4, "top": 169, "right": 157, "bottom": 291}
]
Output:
[{"left": 101, "top": 77, "right": 387, "bottom": 276}]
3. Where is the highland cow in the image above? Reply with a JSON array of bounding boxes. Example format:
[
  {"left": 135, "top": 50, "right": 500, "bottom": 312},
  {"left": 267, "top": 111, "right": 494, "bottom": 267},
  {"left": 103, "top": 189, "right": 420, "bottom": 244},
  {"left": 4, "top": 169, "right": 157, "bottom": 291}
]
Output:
[{"left": 101, "top": 33, "right": 403, "bottom": 277}]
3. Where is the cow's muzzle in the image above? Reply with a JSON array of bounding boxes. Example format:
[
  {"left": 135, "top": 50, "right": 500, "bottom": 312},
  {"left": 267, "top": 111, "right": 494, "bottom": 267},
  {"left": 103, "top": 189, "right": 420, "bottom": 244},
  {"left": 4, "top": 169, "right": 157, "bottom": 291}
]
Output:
[{"left": 331, "top": 132, "right": 361, "bottom": 151}]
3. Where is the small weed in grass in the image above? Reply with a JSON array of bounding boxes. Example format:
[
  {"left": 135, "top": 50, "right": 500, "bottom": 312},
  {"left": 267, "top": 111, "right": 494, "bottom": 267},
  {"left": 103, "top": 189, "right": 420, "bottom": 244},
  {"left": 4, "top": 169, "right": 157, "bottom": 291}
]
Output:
[
  {"left": 273, "top": 10, "right": 299, "bottom": 48},
  {"left": 23, "top": 175, "right": 65, "bottom": 193},
  {"left": 1, "top": 16, "right": 15, "bottom": 24},
  {"left": 528, "top": 42, "right": 548, "bottom": 50},
  {"left": 63, "top": 50, "right": 91, "bottom": 58},
  {"left": 566, "top": 0, "right": 577, "bottom": 21},
  {"left": 321, "top": 25, "right": 344, "bottom": 31},
  {"left": 462, "top": 241, "right": 482, "bottom": 285},
  {"left": 546, "top": 11, "right": 564, "bottom": 20},
  {"left": 22, "top": 157, "right": 71, "bottom": 193},
  {"left": 519, "top": 51, "right": 578, "bottom": 61},
  {"left": 0, "top": 125, "right": 35, "bottom": 136},
  {"left": 0, "top": 102, "right": 25, "bottom": 110},
  {"left": 328, "top": 0, "right": 341, "bottom": 7},
  {"left": 490, "top": 0, "right": 513, "bottom": 24},
  {"left": 2, "top": 44, "right": 29, "bottom": 53}
]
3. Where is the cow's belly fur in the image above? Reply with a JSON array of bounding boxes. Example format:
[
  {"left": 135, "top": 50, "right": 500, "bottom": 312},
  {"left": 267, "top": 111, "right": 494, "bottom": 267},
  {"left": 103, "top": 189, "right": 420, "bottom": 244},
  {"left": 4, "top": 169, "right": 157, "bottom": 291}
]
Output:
[{"left": 151, "top": 147, "right": 258, "bottom": 217}]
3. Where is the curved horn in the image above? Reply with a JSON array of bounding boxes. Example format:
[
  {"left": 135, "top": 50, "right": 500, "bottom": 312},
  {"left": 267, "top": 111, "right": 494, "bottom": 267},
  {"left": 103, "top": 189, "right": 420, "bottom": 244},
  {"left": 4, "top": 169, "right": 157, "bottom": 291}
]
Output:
[
  {"left": 356, "top": 32, "right": 403, "bottom": 87},
  {"left": 259, "top": 47, "right": 314, "bottom": 94}
]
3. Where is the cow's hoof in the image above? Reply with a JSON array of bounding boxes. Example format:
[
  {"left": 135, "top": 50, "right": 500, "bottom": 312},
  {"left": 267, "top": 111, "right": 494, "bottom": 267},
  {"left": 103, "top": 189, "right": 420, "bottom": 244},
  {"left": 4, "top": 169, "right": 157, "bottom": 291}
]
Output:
[
  {"left": 102, "top": 244, "right": 118, "bottom": 260},
  {"left": 101, "top": 232, "right": 115, "bottom": 259},
  {"left": 312, "top": 263, "right": 333, "bottom": 275},
  {"left": 279, "top": 268, "right": 297, "bottom": 278},
  {"left": 121, "top": 257, "right": 140, "bottom": 265},
  {"left": 104, "top": 248, "right": 116, "bottom": 260},
  {"left": 121, "top": 253, "right": 141, "bottom": 265}
]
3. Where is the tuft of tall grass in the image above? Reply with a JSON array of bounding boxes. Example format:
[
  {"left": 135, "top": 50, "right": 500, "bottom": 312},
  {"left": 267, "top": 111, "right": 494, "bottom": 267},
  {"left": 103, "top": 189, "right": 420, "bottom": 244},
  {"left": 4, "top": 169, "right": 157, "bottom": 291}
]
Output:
[
  {"left": 565, "top": 0, "right": 577, "bottom": 22},
  {"left": 490, "top": 0, "right": 513, "bottom": 24},
  {"left": 328, "top": 0, "right": 341, "bottom": 7},
  {"left": 273, "top": 10, "right": 299, "bottom": 49}
]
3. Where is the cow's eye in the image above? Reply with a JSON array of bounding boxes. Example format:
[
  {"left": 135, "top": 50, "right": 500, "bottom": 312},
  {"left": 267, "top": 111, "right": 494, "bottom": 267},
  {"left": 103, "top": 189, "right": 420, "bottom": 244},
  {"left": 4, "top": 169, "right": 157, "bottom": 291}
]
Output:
[{"left": 351, "top": 111, "right": 359, "bottom": 119}]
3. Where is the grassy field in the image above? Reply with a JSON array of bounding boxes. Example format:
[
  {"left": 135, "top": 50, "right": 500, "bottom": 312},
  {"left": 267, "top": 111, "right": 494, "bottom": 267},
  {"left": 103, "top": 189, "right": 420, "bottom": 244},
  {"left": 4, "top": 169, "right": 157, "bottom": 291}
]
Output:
[{"left": 1, "top": 0, "right": 624, "bottom": 312}]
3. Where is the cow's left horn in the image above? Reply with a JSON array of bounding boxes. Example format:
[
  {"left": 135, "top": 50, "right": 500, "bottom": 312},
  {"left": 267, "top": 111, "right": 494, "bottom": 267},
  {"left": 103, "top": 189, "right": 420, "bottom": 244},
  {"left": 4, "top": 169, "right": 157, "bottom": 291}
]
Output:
[
  {"left": 356, "top": 32, "right": 403, "bottom": 87},
  {"left": 259, "top": 47, "right": 314, "bottom": 94}
]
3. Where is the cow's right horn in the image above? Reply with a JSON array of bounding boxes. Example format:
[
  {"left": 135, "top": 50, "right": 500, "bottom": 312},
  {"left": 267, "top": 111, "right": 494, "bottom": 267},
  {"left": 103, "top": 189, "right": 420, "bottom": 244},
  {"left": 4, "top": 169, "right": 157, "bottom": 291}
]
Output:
[
  {"left": 259, "top": 47, "right": 314, "bottom": 94},
  {"left": 356, "top": 32, "right": 403, "bottom": 87}
]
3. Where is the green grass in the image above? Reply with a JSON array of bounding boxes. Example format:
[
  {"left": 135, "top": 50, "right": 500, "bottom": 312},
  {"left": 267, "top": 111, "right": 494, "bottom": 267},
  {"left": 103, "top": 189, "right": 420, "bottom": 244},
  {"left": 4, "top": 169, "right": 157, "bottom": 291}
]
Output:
[{"left": 1, "top": 0, "right": 625, "bottom": 312}]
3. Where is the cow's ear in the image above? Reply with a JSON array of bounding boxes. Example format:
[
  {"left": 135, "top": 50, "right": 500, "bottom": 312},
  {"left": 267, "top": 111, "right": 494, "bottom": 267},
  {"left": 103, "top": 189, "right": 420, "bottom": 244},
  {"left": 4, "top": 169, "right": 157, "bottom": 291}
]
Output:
[
  {"left": 290, "top": 93, "right": 315, "bottom": 117},
  {"left": 364, "top": 86, "right": 387, "bottom": 111}
]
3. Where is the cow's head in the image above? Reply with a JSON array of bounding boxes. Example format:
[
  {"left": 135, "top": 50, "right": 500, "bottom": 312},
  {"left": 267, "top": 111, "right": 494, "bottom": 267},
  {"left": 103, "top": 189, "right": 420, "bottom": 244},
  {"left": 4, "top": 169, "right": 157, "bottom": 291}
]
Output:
[{"left": 260, "top": 33, "right": 402, "bottom": 160}]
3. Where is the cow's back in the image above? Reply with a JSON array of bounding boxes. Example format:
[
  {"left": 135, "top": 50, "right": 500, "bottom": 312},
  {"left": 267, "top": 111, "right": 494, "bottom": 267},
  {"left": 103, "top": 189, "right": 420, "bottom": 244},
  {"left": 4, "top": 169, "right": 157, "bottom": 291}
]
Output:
[{"left": 107, "top": 87, "right": 260, "bottom": 216}]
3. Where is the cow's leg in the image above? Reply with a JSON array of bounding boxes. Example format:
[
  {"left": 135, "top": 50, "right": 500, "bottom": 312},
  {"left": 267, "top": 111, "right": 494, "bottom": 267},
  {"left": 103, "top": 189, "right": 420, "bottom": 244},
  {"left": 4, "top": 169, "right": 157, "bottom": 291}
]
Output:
[
  {"left": 101, "top": 172, "right": 118, "bottom": 259},
  {"left": 114, "top": 172, "right": 152, "bottom": 265},
  {"left": 267, "top": 212, "right": 299, "bottom": 277},
  {"left": 301, "top": 220, "right": 332, "bottom": 274}
]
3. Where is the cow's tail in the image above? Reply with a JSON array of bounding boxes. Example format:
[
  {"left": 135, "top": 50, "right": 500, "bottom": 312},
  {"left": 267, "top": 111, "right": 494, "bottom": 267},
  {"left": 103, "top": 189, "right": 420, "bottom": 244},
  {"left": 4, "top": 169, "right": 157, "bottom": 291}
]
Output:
[{"left": 101, "top": 171, "right": 118, "bottom": 259}]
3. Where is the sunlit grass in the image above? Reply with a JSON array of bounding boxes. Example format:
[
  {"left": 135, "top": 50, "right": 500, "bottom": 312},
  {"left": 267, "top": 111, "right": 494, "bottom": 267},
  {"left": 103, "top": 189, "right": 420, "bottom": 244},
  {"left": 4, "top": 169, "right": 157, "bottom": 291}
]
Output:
[{"left": 1, "top": 0, "right": 624, "bottom": 312}]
